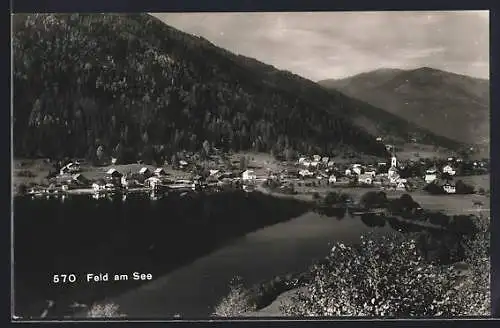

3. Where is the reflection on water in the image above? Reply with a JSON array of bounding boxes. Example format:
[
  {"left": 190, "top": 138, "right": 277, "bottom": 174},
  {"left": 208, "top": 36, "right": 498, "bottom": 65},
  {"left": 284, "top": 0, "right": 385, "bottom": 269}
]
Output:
[
  {"left": 360, "top": 213, "right": 386, "bottom": 228},
  {"left": 14, "top": 192, "right": 466, "bottom": 318},
  {"left": 14, "top": 191, "right": 310, "bottom": 317}
]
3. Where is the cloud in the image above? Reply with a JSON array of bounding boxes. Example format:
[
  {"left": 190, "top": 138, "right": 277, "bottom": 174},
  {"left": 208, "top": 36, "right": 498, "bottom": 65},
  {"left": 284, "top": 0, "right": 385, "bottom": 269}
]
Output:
[
  {"left": 398, "top": 47, "right": 446, "bottom": 60},
  {"left": 151, "top": 11, "right": 489, "bottom": 81}
]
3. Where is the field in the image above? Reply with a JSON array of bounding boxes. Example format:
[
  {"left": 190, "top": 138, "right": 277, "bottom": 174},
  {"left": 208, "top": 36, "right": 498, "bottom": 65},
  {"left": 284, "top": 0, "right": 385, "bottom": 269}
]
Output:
[
  {"left": 459, "top": 174, "right": 490, "bottom": 191},
  {"left": 395, "top": 143, "right": 452, "bottom": 161}
]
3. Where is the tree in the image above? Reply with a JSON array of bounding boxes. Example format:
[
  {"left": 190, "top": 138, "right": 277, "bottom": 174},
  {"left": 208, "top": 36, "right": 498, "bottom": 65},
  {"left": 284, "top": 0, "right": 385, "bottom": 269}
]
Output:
[
  {"left": 390, "top": 194, "right": 420, "bottom": 214},
  {"left": 202, "top": 139, "right": 211, "bottom": 158},
  {"left": 112, "top": 143, "right": 123, "bottom": 163},
  {"left": 213, "top": 276, "right": 256, "bottom": 317},
  {"left": 441, "top": 172, "right": 453, "bottom": 181},
  {"left": 239, "top": 155, "right": 248, "bottom": 170},
  {"left": 455, "top": 180, "right": 475, "bottom": 194},
  {"left": 170, "top": 153, "right": 178, "bottom": 168},
  {"left": 323, "top": 192, "right": 350, "bottom": 206},
  {"left": 360, "top": 191, "right": 388, "bottom": 210},
  {"left": 424, "top": 183, "right": 445, "bottom": 195},
  {"left": 281, "top": 231, "right": 489, "bottom": 317},
  {"left": 450, "top": 215, "right": 479, "bottom": 236},
  {"left": 284, "top": 148, "right": 297, "bottom": 162},
  {"left": 96, "top": 145, "right": 105, "bottom": 162}
]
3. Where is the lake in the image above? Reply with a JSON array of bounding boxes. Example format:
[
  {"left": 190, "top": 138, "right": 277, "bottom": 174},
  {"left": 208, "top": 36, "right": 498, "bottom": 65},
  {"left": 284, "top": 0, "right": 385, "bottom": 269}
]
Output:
[
  {"left": 105, "top": 210, "right": 394, "bottom": 318},
  {"left": 13, "top": 190, "right": 465, "bottom": 319}
]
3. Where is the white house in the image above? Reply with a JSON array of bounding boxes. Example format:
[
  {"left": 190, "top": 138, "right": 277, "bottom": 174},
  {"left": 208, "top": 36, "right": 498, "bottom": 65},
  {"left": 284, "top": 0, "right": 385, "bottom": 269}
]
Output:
[
  {"left": 352, "top": 166, "right": 362, "bottom": 175},
  {"left": 322, "top": 157, "right": 330, "bottom": 164},
  {"left": 145, "top": 177, "right": 162, "bottom": 189},
  {"left": 303, "top": 161, "right": 311, "bottom": 168},
  {"left": 388, "top": 166, "right": 399, "bottom": 182},
  {"left": 426, "top": 167, "right": 437, "bottom": 174},
  {"left": 443, "top": 184, "right": 456, "bottom": 194},
  {"left": 120, "top": 176, "right": 129, "bottom": 188},
  {"left": 376, "top": 137, "right": 383, "bottom": 142},
  {"left": 313, "top": 155, "right": 321, "bottom": 162},
  {"left": 358, "top": 174, "right": 373, "bottom": 185},
  {"left": 179, "top": 160, "right": 188, "bottom": 167},
  {"left": 425, "top": 173, "right": 437, "bottom": 184},
  {"left": 299, "top": 169, "right": 314, "bottom": 178},
  {"left": 209, "top": 169, "right": 220, "bottom": 176},
  {"left": 92, "top": 181, "right": 106, "bottom": 192},
  {"left": 60, "top": 162, "right": 80, "bottom": 175},
  {"left": 310, "top": 161, "right": 319, "bottom": 168},
  {"left": 328, "top": 175, "right": 337, "bottom": 184},
  {"left": 327, "top": 161, "right": 335, "bottom": 167},
  {"left": 242, "top": 170, "right": 257, "bottom": 181},
  {"left": 105, "top": 182, "right": 116, "bottom": 190},
  {"left": 442, "top": 164, "right": 456, "bottom": 176},
  {"left": 298, "top": 157, "right": 307, "bottom": 165},
  {"left": 345, "top": 168, "right": 352, "bottom": 176},
  {"left": 111, "top": 157, "right": 118, "bottom": 165},
  {"left": 396, "top": 181, "right": 407, "bottom": 191},
  {"left": 365, "top": 170, "right": 376, "bottom": 178},
  {"left": 139, "top": 167, "right": 151, "bottom": 175}
]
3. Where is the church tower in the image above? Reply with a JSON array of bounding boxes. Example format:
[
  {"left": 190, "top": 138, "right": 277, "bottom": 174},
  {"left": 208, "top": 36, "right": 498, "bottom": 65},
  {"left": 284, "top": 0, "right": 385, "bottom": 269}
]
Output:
[{"left": 391, "top": 151, "right": 397, "bottom": 168}]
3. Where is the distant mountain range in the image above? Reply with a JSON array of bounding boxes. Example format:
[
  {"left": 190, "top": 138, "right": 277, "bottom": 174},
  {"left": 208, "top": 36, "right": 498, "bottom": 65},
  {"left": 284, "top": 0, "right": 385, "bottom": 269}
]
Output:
[
  {"left": 13, "top": 14, "right": 465, "bottom": 162},
  {"left": 318, "top": 67, "right": 490, "bottom": 147}
]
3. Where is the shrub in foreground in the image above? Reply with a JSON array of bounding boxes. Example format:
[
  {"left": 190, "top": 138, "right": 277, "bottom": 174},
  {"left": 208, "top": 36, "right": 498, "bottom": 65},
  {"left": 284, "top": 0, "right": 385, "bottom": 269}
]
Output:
[
  {"left": 212, "top": 276, "right": 257, "bottom": 317},
  {"left": 86, "top": 302, "right": 126, "bottom": 318},
  {"left": 280, "top": 228, "right": 489, "bottom": 317}
]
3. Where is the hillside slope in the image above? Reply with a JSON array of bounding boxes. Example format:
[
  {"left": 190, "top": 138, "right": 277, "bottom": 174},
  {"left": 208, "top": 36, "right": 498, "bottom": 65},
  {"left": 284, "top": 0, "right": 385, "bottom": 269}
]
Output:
[
  {"left": 13, "top": 14, "right": 462, "bottom": 163},
  {"left": 219, "top": 55, "right": 463, "bottom": 150},
  {"left": 319, "top": 67, "right": 490, "bottom": 146}
]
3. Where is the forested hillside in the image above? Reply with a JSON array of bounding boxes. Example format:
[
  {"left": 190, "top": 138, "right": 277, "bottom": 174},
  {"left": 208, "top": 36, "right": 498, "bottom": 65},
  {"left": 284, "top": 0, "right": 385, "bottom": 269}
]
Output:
[{"left": 13, "top": 13, "right": 456, "bottom": 163}]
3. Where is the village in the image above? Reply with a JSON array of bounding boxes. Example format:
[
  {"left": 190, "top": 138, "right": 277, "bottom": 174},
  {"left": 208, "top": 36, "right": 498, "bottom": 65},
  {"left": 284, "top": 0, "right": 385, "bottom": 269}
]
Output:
[{"left": 18, "top": 142, "right": 490, "bottom": 202}]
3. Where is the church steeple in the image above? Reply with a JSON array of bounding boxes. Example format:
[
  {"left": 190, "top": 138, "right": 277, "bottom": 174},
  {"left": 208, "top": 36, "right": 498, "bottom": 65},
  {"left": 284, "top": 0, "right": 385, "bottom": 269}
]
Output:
[{"left": 391, "top": 148, "right": 397, "bottom": 168}]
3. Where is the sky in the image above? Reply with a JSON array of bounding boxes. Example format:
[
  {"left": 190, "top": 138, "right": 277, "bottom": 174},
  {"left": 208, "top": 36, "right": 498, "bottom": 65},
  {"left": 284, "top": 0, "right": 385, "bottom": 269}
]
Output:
[{"left": 151, "top": 11, "right": 489, "bottom": 81}]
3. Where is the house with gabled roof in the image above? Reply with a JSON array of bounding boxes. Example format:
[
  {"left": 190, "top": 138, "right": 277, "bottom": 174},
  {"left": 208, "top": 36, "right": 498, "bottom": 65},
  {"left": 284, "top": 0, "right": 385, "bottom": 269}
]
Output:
[
  {"left": 139, "top": 167, "right": 151, "bottom": 175},
  {"left": 154, "top": 168, "right": 167, "bottom": 177},
  {"left": 358, "top": 174, "right": 373, "bottom": 185},
  {"left": 442, "top": 164, "right": 456, "bottom": 176},
  {"left": 106, "top": 168, "right": 123, "bottom": 178},
  {"left": 72, "top": 173, "right": 90, "bottom": 186},
  {"left": 443, "top": 183, "right": 456, "bottom": 194}
]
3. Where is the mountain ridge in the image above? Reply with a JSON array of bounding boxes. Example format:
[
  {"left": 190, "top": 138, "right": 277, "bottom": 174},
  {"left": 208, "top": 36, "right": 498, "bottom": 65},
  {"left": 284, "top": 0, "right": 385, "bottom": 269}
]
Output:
[{"left": 318, "top": 67, "right": 490, "bottom": 146}]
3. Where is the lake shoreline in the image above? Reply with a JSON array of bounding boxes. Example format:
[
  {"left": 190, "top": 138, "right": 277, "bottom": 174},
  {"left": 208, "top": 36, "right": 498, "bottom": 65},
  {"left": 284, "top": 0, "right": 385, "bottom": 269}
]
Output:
[{"left": 13, "top": 191, "right": 313, "bottom": 319}]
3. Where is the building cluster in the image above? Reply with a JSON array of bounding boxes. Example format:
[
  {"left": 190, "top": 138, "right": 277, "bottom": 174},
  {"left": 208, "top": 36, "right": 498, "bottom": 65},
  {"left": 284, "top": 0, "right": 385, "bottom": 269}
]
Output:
[
  {"left": 294, "top": 154, "right": 410, "bottom": 191},
  {"left": 25, "top": 152, "right": 488, "bottom": 199},
  {"left": 83, "top": 165, "right": 263, "bottom": 195},
  {"left": 292, "top": 153, "right": 489, "bottom": 195},
  {"left": 90, "top": 167, "right": 197, "bottom": 193}
]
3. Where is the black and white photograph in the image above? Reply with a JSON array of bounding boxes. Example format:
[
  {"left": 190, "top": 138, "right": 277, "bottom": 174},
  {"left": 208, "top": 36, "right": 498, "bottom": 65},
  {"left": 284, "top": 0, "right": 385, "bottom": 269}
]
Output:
[{"left": 12, "top": 11, "right": 490, "bottom": 320}]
